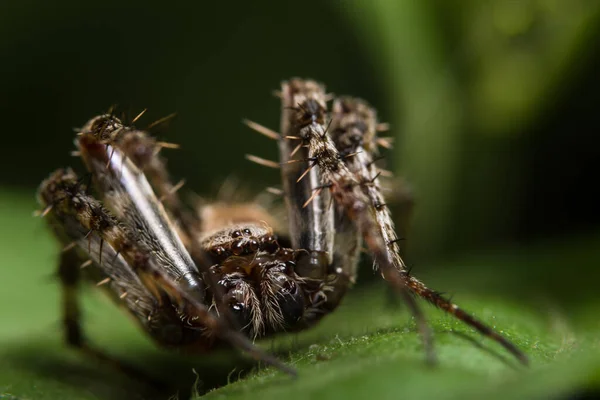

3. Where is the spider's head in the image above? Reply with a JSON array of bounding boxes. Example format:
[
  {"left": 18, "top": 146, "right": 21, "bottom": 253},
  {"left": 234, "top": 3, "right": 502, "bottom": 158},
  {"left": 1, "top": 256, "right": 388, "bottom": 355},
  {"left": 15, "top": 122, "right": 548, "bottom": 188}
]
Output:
[{"left": 211, "top": 243, "right": 309, "bottom": 338}]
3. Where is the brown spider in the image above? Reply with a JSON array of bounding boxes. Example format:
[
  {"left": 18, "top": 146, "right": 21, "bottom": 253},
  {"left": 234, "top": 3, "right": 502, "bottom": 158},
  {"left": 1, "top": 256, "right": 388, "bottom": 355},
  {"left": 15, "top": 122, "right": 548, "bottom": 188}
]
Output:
[{"left": 36, "top": 78, "right": 528, "bottom": 382}]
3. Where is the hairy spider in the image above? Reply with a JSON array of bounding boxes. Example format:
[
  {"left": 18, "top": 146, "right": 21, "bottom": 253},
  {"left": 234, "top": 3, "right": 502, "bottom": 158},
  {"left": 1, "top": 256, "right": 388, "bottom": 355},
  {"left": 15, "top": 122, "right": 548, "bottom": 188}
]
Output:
[{"left": 36, "top": 78, "right": 528, "bottom": 381}]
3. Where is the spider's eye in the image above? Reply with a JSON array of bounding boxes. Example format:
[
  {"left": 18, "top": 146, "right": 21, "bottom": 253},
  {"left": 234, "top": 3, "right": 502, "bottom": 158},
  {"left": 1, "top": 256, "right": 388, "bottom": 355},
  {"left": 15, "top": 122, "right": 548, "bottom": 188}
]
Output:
[
  {"left": 248, "top": 238, "right": 259, "bottom": 252},
  {"left": 231, "top": 239, "right": 245, "bottom": 255},
  {"left": 211, "top": 246, "right": 225, "bottom": 257},
  {"left": 260, "top": 234, "right": 279, "bottom": 253},
  {"left": 277, "top": 280, "right": 305, "bottom": 327}
]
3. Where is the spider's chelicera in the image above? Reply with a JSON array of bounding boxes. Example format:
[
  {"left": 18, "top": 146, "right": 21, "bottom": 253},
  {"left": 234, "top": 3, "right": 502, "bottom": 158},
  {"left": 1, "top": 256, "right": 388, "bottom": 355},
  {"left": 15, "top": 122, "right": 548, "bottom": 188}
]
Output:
[{"left": 36, "top": 78, "right": 527, "bottom": 379}]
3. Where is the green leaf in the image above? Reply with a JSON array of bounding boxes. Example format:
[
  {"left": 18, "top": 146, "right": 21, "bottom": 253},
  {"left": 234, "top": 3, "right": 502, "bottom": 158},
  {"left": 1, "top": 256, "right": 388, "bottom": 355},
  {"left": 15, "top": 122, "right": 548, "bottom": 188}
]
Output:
[{"left": 1, "top": 190, "right": 599, "bottom": 400}]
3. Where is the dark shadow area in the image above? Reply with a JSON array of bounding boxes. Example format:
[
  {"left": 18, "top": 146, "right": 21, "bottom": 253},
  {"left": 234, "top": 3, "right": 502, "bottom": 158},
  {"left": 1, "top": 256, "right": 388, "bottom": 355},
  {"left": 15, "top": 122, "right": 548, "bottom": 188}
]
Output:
[
  {"left": 2, "top": 341, "right": 262, "bottom": 400},
  {"left": 517, "top": 32, "right": 600, "bottom": 241},
  {"left": 410, "top": 231, "right": 600, "bottom": 311},
  {"left": 0, "top": 0, "right": 378, "bottom": 191},
  {"left": 561, "top": 388, "right": 600, "bottom": 400}
]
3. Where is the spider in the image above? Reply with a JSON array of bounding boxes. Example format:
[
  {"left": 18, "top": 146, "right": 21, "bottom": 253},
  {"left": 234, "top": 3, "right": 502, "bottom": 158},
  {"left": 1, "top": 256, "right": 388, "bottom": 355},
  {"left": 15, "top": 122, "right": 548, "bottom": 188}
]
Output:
[{"left": 36, "top": 78, "right": 528, "bottom": 382}]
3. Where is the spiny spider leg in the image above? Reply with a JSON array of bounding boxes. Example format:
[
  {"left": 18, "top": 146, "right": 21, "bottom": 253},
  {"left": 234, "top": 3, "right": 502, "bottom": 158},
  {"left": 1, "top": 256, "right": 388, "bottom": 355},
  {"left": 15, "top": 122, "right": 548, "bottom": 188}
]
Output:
[
  {"left": 329, "top": 94, "right": 424, "bottom": 322},
  {"left": 278, "top": 81, "right": 357, "bottom": 315},
  {"left": 38, "top": 168, "right": 295, "bottom": 376},
  {"left": 244, "top": 81, "right": 430, "bottom": 338},
  {"left": 78, "top": 115, "right": 243, "bottom": 336},
  {"left": 48, "top": 123, "right": 298, "bottom": 375},
  {"left": 277, "top": 96, "right": 335, "bottom": 281},
  {"left": 277, "top": 79, "right": 435, "bottom": 362},
  {"left": 77, "top": 132, "right": 206, "bottom": 302},
  {"left": 39, "top": 169, "right": 180, "bottom": 387},
  {"left": 79, "top": 114, "right": 198, "bottom": 246},
  {"left": 330, "top": 96, "right": 528, "bottom": 366},
  {"left": 57, "top": 248, "right": 170, "bottom": 388}
]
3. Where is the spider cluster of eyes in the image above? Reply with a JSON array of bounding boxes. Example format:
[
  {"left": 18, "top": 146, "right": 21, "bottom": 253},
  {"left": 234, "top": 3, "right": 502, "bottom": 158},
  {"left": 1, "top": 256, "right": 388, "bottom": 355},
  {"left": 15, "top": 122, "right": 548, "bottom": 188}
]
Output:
[
  {"left": 210, "top": 228, "right": 278, "bottom": 258},
  {"left": 204, "top": 224, "right": 307, "bottom": 337}
]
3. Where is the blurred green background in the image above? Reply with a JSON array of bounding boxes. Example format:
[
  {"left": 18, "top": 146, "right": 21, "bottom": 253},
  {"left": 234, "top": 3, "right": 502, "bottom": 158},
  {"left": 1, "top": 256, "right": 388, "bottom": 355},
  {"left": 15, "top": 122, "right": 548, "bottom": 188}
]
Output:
[{"left": 1, "top": 1, "right": 600, "bottom": 399}]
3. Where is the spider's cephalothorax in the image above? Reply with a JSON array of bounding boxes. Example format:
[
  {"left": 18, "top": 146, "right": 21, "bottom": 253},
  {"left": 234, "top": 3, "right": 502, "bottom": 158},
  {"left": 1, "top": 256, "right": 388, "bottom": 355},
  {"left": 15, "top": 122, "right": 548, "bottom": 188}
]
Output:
[
  {"left": 37, "top": 78, "right": 527, "bottom": 381},
  {"left": 200, "top": 222, "right": 323, "bottom": 338}
]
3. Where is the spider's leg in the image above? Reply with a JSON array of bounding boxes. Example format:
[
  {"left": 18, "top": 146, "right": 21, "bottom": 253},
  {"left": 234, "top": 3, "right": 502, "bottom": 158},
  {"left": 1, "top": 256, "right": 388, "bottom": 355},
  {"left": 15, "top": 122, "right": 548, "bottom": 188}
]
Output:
[
  {"left": 57, "top": 250, "right": 84, "bottom": 351},
  {"left": 81, "top": 114, "right": 242, "bottom": 332},
  {"left": 77, "top": 121, "right": 236, "bottom": 325},
  {"left": 38, "top": 172, "right": 170, "bottom": 388},
  {"left": 244, "top": 79, "right": 435, "bottom": 360},
  {"left": 276, "top": 79, "right": 436, "bottom": 361},
  {"left": 329, "top": 96, "right": 528, "bottom": 366},
  {"left": 330, "top": 96, "right": 438, "bottom": 361},
  {"left": 278, "top": 88, "right": 335, "bottom": 278},
  {"left": 39, "top": 167, "right": 296, "bottom": 376},
  {"left": 246, "top": 80, "right": 353, "bottom": 322},
  {"left": 58, "top": 250, "right": 172, "bottom": 388},
  {"left": 261, "top": 79, "right": 424, "bottom": 343},
  {"left": 78, "top": 114, "right": 198, "bottom": 247},
  {"left": 278, "top": 80, "right": 363, "bottom": 320},
  {"left": 71, "top": 131, "right": 295, "bottom": 375},
  {"left": 76, "top": 132, "right": 205, "bottom": 301},
  {"left": 330, "top": 95, "right": 412, "bottom": 309},
  {"left": 77, "top": 115, "right": 231, "bottom": 312}
]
